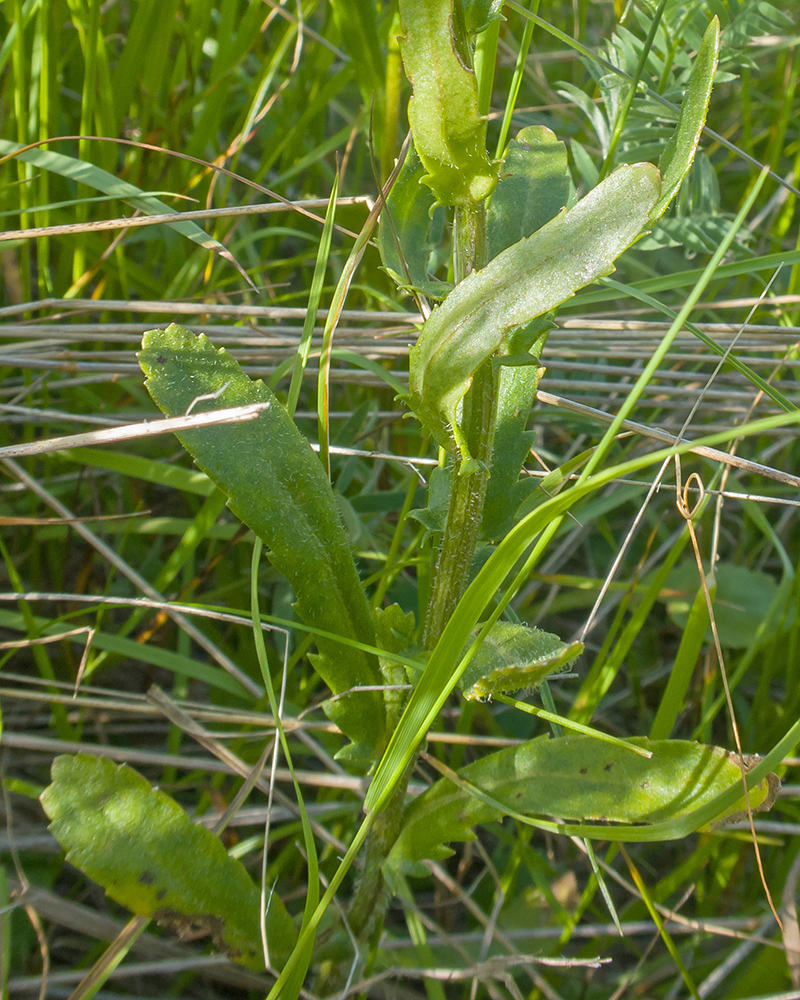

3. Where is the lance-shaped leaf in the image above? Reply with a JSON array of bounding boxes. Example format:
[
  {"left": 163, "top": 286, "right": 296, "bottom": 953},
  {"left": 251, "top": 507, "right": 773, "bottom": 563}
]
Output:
[
  {"left": 457, "top": 621, "right": 582, "bottom": 701},
  {"left": 41, "top": 754, "right": 297, "bottom": 968},
  {"left": 408, "top": 162, "right": 661, "bottom": 469},
  {"left": 398, "top": 0, "right": 497, "bottom": 206},
  {"left": 139, "top": 326, "right": 385, "bottom": 756},
  {"left": 388, "top": 736, "right": 779, "bottom": 873},
  {"left": 651, "top": 17, "right": 720, "bottom": 224}
]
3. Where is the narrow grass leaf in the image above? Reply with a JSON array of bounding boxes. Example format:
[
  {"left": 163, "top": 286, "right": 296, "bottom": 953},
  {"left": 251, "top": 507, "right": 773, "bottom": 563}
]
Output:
[
  {"left": 251, "top": 541, "right": 318, "bottom": 988},
  {"left": 0, "top": 609, "right": 252, "bottom": 697},
  {"left": 571, "top": 523, "right": 692, "bottom": 724},
  {"left": 600, "top": 276, "right": 796, "bottom": 413},
  {"left": 287, "top": 173, "right": 338, "bottom": 417},
  {"left": 620, "top": 846, "right": 700, "bottom": 1000},
  {"left": 494, "top": 696, "right": 652, "bottom": 755},
  {"left": 0, "top": 140, "right": 253, "bottom": 287},
  {"left": 650, "top": 581, "right": 713, "bottom": 741},
  {"left": 59, "top": 449, "right": 216, "bottom": 497}
]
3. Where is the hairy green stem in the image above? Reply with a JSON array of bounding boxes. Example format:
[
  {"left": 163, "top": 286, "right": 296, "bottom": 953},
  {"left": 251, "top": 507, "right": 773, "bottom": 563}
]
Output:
[
  {"left": 423, "top": 201, "right": 495, "bottom": 650},
  {"left": 346, "top": 202, "right": 496, "bottom": 948},
  {"left": 346, "top": 759, "right": 414, "bottom": 939},
  {"left": 423, "top": 360, "right": 496, "bottom": 649}
]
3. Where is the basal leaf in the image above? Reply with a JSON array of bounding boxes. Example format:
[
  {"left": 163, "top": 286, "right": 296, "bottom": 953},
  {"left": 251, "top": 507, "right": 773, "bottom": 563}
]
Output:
[
  {"left": 389, "top": 736, "right": 779, "bottom": 872},
  {"left": 41, "top": 754, "right": 297, "bottom": 968},
  {"left": 662, "top": 561, "right": 779, "bottom": 649},
  {"left": 408, "top": 162, "right": 661, "bottom": 469},
  {"left": 139, "top": 325, "right": 385, "bottom": 756},
  {"left": 398, "top": 0, "right": 498, "bottom": 206},
  {"left": 457, "top": 621, "right": 582, "bottom": 701}
]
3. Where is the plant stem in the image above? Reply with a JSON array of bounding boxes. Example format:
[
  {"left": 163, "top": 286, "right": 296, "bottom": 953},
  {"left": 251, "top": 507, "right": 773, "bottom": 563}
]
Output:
[
  {"left": 347, "top": 760, "right": 414, "bottom": 939},
  {"left": 423, "top": 360, "right": 495, "bottom": 649},
  {"left": 423, "top": 201, "right": 495, "bottom": 650},
  {"left": 453, "top": 198, "right": 486, "bottom": 278},
  {"left": 347, "top": 201, "right": 496, "bottom": 941}
]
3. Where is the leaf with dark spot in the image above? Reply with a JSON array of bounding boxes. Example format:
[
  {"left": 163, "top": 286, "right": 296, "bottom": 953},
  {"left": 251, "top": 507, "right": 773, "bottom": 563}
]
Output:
[{"left": 41, "top": 754, "right": 297, "bottom": 968}]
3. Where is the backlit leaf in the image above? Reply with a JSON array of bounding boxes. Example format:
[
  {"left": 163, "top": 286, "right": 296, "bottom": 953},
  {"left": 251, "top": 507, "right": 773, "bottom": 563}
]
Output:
[{"left": 389, "top": 736, "right": 779, "bottom": 872}]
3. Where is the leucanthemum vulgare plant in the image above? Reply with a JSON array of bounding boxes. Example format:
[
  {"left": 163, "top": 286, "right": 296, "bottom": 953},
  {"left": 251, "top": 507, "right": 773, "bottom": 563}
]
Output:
[{"left": 39, "top": 2, "right": 794, "bottom": 996}]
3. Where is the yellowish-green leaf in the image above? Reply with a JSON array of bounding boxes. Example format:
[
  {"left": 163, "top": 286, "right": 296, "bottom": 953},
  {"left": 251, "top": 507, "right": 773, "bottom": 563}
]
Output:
[{"left": 389, "top": 736, "right": 779, "bottom": 872}]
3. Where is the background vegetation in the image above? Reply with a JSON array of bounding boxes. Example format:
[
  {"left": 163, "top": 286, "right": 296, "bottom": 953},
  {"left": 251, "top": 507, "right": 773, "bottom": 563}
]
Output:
[{"left": 1, "top": 1, "right": 799, "bottom": 998}]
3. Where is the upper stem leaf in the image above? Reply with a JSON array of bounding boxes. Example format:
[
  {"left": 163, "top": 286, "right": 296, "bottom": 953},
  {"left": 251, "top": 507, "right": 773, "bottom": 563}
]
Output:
[{"left": 408, "top": 162, "right": 661, "bottom": 469}]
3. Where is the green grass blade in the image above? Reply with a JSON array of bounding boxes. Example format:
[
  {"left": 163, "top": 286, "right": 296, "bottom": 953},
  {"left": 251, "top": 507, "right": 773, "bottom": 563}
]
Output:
[
  {"left": 601, "top": 276, "right": 797, "bottom": 413},
  {"left": 0, "top": 139, "right": 252, "bottom": 285},
  {"left": 251, "top": 541, "right": 317, "bottom": 982},
  {"left": 650, "top": 581, "right": 714, "bottom": 741},
  {"left": 287, "top": 173, "right": 339, "bottom": 417},
  {"left": 620, "top": 846, "right": 700, "bottom": 1000}
]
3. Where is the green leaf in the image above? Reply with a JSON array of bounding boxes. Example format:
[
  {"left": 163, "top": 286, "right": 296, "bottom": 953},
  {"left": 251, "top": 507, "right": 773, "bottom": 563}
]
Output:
[
  {"left": 487, "top": 125, "right": 572, "bottom": 260},
  {"left": 457, "top": 621, "right": 582, "bottom": 701},
  {"left": 481, "top": 318, "right": 552, "bottom": 538},
  {"left": 0, "top": 140, "right": 250, "bottom": 283},
  {"left": 138, "top": 325, "right": 385, "bottom": 755},
  {"left": 407, "top": 464, "right": 452, "bottom": 537},
  {"left": 389, "top": 736, "right": 779, "bottom": 872},
  {"left": 651, "top": 17, "right": 720, "bottom": 223},
  {"left": 662, "top": 562, "right": 779, "bottom": 649},
  {"left": 41, "top": 754, "right": 297, "bottom": 968},
  {"left": 650, "top": 579, "right": 714, "bottom": 741},
  {"left": 408, "top": 162, "right": 661, "bottom": 469},
  {"left": 60, "top": 448, "right": 216, "bottom": 497},
  {"left": 462, "top": 0, "right": 504, "bottom": 35},
  {"left": 377, "top": 141, "right": 451, "bottom": 297},
  {"left": 398, "top": 0, "right": 498, "bottom": 206},
  {"left": 375, "top": 603, "right": 418, "bottom": 729}
]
